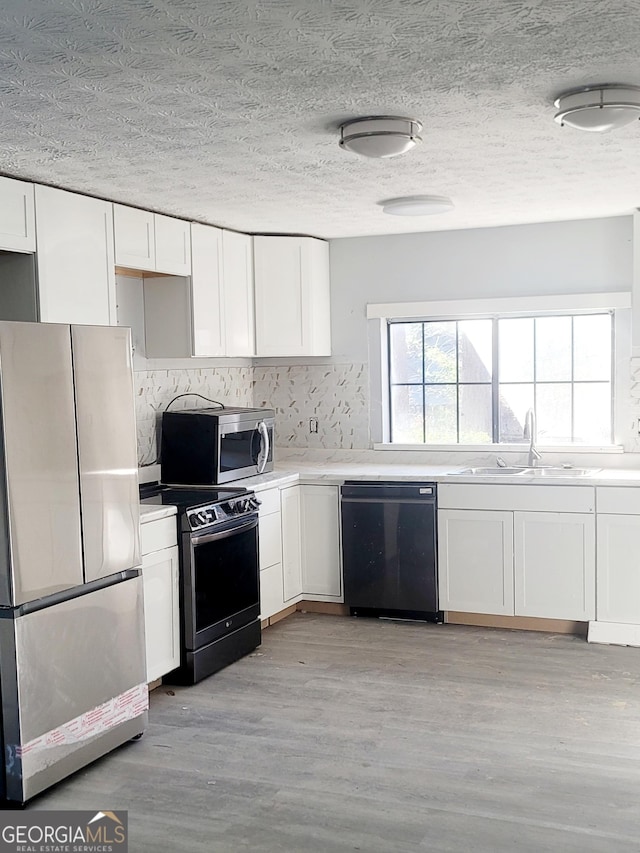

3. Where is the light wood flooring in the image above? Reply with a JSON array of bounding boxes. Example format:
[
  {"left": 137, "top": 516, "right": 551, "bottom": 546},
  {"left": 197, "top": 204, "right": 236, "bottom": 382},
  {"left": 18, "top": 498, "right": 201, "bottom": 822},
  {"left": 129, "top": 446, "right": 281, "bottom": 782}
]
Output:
[{"left": 31, "top": 614, "right": 640, "bottom": 851}]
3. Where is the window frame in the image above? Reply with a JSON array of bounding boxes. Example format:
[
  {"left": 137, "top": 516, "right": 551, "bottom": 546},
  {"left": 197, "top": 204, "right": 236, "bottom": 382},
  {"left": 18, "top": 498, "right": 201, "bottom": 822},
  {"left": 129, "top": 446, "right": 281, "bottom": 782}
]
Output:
[
  {"left": 366, "top": 292, "right": 631, "bottom": 453},
  {"left": 387, "top": 313, "right": 615, "bottom": 446}
]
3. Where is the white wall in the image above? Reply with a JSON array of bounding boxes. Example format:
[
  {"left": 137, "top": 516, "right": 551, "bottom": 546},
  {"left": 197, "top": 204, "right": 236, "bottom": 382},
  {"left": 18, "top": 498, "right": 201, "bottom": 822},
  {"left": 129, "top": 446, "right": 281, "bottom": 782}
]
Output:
[{"left": 330, "top": 216, "right": 633, "bottom": 362}]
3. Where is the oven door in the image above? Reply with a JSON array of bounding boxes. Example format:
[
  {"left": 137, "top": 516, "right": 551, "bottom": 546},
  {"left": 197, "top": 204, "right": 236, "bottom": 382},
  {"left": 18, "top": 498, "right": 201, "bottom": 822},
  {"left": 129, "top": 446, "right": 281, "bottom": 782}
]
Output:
[
  {"left": 217, "top": 418, "right": 274, "bottom": 483},
  {"left": 181, "top": 516, "right": 260, "bottom": 651}
]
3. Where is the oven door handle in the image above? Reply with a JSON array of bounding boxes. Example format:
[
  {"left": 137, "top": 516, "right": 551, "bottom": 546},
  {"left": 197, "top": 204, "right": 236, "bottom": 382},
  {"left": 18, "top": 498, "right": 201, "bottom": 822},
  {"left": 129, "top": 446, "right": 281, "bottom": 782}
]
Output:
[
  {"left": 256, "top": 420, "right": 270, "bottom": 473},
  {"left": 190, "top": 517, "right": 258, "bottom": 546}
]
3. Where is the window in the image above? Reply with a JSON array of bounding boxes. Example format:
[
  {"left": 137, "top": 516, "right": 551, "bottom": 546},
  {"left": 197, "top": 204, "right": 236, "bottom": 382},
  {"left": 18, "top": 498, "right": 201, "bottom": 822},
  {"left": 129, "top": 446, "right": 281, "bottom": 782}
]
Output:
[{"left": 388, "top": 312, "right": 613, "bottom": 446}]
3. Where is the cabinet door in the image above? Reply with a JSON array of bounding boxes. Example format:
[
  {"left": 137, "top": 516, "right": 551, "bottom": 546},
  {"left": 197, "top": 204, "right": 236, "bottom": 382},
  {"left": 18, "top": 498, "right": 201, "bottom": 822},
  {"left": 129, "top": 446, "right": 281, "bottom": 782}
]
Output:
[
  {"left": 301, "top": 484, "right": 342, "bottom": 599},
  {"left": 113, "top": 204, "right": 155, "bottom": 270},
  {"left": 514, "top": 512, "right": 595, "bottom": 620},
  {"left": 222, "top": 230, "right": 254, "bottom": 356},
  {"left": 35, "top": 186, "right": 116, "bottom": 325},
  {"left": 254, "top": 236, "right": 330, "bottom": 357},
  {"left": 191, "top": 223, "right": 225, "bottom": 356},
  {"left": 254, "top": 236, "right": 306, "bottom": 356},
  {"left": 141, "top": 545, "right": 180, "bottom": 682},
  {"left": 596, "top": 514, "right": 640, "bottom": 623},
  {"left": 154, "top": 214, "right": 191, "bottom": 275},
  {"left": 438, "top": 509, "right": 514, "bottom": 615},
  {"left": 0, "top": 176, "right": 35, "bottom": 252},
  {"left": 259, "top": 511, "right": 283, "bottom": 570},
  {"left": 260, "top": 562, "right": 284, "bottom": 620},
  {"left": 281, "top": 485, "right": 303, "bottom": 602}
]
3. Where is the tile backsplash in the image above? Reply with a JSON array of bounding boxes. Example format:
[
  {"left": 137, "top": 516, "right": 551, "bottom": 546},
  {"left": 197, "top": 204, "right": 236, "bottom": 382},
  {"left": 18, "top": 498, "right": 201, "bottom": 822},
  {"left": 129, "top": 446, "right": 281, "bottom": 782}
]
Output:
[
  {"left": 136, "top": 357, "right": 640, "bottom": 466},
  {"left": 135, "top": 367, "right": 253, "bottom": 466},
  {"left": 253, "top": 363, "right": 369, "bottom": 450}
]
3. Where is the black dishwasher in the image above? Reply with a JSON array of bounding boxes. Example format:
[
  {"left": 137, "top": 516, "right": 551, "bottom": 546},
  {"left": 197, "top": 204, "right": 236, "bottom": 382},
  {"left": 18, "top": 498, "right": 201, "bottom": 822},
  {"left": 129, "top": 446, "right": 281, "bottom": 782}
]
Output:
[{"left": 341, "top": 481, "right": 442, "bottom": 622}]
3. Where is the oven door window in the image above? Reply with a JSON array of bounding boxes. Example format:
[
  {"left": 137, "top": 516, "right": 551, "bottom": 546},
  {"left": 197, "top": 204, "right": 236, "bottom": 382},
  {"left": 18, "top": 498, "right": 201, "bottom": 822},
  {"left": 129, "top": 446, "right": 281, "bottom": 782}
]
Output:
[{"left": 193, "top": 522, "right": 259, "bottom": 635}]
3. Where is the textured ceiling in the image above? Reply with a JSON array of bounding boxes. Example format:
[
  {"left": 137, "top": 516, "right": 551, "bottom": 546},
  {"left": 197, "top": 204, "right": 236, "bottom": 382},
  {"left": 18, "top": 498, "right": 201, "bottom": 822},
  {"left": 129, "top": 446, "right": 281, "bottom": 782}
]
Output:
[{"left": 0, "top": 0, "right": 639, "bottom": 238}]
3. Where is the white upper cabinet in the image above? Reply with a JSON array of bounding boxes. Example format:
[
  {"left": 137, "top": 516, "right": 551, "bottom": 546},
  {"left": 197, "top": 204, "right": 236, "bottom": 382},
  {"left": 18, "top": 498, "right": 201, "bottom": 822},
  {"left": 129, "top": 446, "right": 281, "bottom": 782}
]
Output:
[
  {"left": 0, "top": 177, "right": 35, "bottom": 253},
  {"left": 154, "top": 213, "right": 191, "bottom": 275},
  {"left": 254, "top": 235, "right": 331, "bottom": 357},
  {"left": 113, "top": 204, "right": 191, "bottom": 275},
  {"left": 113, "top": 205, "right": 154, "bottom": 270},
  {"left": 222, "top": 230, "right": 254, "bottom": 357},
  {"left": 35, "top": 186, "right": 116, "bottom": 325},
  {"left": 191, "top": 222, "right": 225, "bottom": 357},
  {"left": 144, "top": 224, "right": 254, "bottom": 358}
]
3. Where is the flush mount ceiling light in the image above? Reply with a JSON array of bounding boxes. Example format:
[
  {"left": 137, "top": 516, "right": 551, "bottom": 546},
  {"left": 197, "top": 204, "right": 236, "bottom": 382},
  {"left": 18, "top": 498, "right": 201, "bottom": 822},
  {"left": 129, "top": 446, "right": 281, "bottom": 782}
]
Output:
[
  {"left": 380, "top": 195, "right": 454, "bottom": 216},
  {"left": 338, "top": 116, "right": 422, "bottom": 158},
  {"left": 553, "top": 84, "right": 640, "bottom": 132}
]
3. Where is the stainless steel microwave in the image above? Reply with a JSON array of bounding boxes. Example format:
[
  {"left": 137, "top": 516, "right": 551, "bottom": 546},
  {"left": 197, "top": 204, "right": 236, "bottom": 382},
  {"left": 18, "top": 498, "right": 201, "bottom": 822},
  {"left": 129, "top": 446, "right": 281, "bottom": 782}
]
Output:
[{"left": 160, "top": 407, "right": 275, "bottom": 484}]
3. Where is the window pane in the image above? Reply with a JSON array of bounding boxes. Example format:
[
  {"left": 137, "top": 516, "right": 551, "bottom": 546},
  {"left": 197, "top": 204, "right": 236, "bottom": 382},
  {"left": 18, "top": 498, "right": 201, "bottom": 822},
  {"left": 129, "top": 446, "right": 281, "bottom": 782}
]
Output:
[
  {"left": 391, "top": 386, "right": 424, "bottom": 443},
  {"left": 537, "top": 383, "right": 571, "bottom": 443},
  {"left": 535, "top": 316, "right": 571, "bottom": 381},
  {"left": 425, "top": 385, "right": 456, "bottom": 443},
  {"left": 389, "top": 323, "right": 423, "bottom": 383},
  {"left": 458, "top": 320, "right": 493, "bottom": 382},
  {"left": 459, "top": 385, "right": 492, "bottom": 443},
  {"left": 498, "top": 383, "right": 534, "bottom": 442},
  {"left": 574, "top": 383, "right": 611, "bottom": 444},
  {"left": 424, "top": 322, "right": 456, "bottom": 383},
  {"left": 499, "top": 318, "right": 533, "bottom": 382},
  {"left": 574, "top": 315, "right": 611, "bottom": 381}
]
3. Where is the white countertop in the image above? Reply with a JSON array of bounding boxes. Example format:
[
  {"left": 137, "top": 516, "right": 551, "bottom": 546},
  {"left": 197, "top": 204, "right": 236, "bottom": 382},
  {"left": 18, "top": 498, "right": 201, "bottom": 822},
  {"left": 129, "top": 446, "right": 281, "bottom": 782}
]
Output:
[
  {"left": 140, "top": 504, "right": 178, "bottom": 523},
  {"left": 227, "top": 463, "right": 640, "bottom": 489}
]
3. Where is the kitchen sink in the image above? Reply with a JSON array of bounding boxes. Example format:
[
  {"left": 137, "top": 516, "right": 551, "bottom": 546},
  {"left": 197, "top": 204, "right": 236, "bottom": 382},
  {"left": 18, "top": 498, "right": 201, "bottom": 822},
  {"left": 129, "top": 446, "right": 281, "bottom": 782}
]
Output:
[
  {"left": 446, "top": 467, "right": 531, "bottom": 475},
  {"left": 446, "top": 466, "right": 599, "bottom": 477},
  {"left": 519, "top": 466, "right": 598, "bottom": 477}
]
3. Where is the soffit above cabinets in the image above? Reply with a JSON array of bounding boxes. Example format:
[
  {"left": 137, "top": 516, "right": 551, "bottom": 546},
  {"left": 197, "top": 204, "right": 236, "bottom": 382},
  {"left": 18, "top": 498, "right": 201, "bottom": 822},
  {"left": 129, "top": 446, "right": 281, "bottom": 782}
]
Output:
[{"left": 0, "top": 0, "right": 638, "bottom": 238}]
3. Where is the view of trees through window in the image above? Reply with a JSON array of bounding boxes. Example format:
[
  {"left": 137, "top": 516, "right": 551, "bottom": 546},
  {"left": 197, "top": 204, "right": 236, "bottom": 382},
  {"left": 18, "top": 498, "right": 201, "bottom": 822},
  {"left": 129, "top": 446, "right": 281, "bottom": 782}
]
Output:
[{"left": 388, "top": 313, "right": 613, "bottom": 445}]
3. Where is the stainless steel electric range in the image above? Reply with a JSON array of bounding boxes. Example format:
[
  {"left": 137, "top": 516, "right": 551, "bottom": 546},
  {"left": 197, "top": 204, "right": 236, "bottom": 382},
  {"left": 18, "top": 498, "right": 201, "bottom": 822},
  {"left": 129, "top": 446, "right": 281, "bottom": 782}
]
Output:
[{"left": 140, "top": 484, "right": 261, "bottom": 684}]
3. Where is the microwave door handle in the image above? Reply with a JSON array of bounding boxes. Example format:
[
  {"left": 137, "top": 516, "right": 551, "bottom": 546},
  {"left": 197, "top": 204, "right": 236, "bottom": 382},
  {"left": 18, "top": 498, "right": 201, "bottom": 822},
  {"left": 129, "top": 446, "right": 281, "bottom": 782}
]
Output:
[{"left": 257, "top": 420, "right": 270, "bottom": 473}]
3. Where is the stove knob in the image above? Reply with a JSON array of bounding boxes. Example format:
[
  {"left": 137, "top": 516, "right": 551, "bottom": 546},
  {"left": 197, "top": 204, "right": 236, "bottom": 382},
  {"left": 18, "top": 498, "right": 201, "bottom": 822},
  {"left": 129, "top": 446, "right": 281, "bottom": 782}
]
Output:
[
  {"left": 196, "top": 510, "right": 209, "bottom": 524},
  {"left": 249, "top": 497, "right": 261, "bottom": 511}
]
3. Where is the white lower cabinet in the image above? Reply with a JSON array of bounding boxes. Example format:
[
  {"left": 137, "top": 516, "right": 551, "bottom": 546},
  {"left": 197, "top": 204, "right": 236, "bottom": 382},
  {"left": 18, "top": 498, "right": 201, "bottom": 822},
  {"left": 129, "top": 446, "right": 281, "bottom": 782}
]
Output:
[
  {"left": 139, "top": 514, "right": 180, "bottom": 683},
  {"left": 258, "top": 487, "right": 284, "bottom": 620},
  {"left": 514, "top": 511, "right": 595, "bottom": 620},
  {"left": 281, "top": 485, "right": 303, "bottom": 602},
  {"left": 596, "top": 504, "right": 640, "bottom": 624},
  {"left": 141, "top": 546, "right": 180, "bottom": 682},
  {"left": 438, "top": 510, "right": 514, "bottom": 615},
  {"left": 300, "top": 484, "right": 342, "bottom": 600},
  {"left": 260, "top": 562, "right": 284, "bottom": 621},
  {"left": 437, "top": 484, "right": 596, "bottom": 621},
  {"left": 596, "top": 487, "right": 640, "bottom": 624}
]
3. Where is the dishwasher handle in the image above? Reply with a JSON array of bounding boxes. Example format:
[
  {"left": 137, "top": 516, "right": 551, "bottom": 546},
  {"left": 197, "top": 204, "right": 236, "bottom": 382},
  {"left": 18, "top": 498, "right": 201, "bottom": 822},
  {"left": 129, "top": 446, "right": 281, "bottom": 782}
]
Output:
[{"left": 340, "top": 481, "right": 437, "bottom": 501}]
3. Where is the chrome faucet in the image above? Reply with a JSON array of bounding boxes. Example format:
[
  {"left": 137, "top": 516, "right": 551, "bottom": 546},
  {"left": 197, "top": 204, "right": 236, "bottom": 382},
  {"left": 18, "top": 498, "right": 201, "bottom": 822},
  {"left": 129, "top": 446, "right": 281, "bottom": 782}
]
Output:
[{"left": 523, "top": 408, "right": 542, "bottom": 467}]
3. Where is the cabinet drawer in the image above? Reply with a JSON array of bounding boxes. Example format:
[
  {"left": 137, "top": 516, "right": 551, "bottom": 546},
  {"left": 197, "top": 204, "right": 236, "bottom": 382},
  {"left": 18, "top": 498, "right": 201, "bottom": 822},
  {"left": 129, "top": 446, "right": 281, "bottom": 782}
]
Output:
[
  {"left": 596, "top": 486, "right": 640, "bottom": 515},
  {"left": 141, "top": 516, "right": 178, "bottom": 556},
  {"left": 259, "top": 512, "right": 282, "bottom": 569},
  {"left": 258, "top": 487, "right": 281, "bottom": 516},
  {"left": 260, "top": 561, "right": 284, "bottom": 620},
  {"left": 438, "top": 483, "right": 594, "bottom": 513}
]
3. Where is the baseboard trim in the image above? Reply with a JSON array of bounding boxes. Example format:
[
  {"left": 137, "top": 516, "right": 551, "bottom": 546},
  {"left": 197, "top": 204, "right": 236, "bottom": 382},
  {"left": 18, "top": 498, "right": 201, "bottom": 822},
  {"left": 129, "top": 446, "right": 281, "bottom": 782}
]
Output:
[
  {"left": 446, "top": 611, "right": 588, "bottom": 635},
  {"left": 262, "top": 604, "right": 297, "bottom": 628},
  {"left": 588, "top": 621, "right": 640, "bottom": 646},
  {"left": 297, "top": 600, "right": 349, "bottom": 616}
]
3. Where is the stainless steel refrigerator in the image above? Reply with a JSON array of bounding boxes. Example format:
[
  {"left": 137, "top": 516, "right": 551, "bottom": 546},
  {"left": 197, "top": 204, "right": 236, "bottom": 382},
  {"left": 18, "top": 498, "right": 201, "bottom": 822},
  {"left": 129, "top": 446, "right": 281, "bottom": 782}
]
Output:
[{"left": 0, "top": 321, "right": 146, "bottom": 804}]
